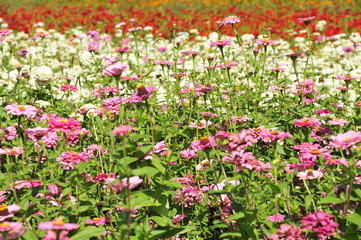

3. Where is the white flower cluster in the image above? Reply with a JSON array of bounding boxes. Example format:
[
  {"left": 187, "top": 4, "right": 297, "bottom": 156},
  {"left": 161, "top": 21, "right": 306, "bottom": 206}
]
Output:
[{"left": 35, "top": 66, "right": 53, "bottom": 82}]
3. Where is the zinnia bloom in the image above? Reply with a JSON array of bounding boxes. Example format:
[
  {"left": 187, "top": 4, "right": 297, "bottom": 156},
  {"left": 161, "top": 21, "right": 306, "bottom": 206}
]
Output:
[
  {"left": 269, "top": 224, "right": 307, "bottom": 240},
  {"left": 329, "top": 130, "right": 361, "bottom": 150},
  {"left": 113, "top": 125, "right": 132, "bottom": 136},
  {"left": 38, "top": 217, "right": 79, "bottom": 231},
  {"left": 106, "top": 176, "right": 143, "bottom": 192},
  {"left": 301, "top": 211, "right": 338, "bottom": 238},
  {"left": 4, "top": 105, "right": 37, "bottom": 118},
  {"left": 102, "top": 63, "right": 128, "bottom": 76},
  {"left": 297, "top": 169, "right": 323, "bottom": 180},
  {"left": 85, "top": 217, "right": 109, "bottom": 226}
]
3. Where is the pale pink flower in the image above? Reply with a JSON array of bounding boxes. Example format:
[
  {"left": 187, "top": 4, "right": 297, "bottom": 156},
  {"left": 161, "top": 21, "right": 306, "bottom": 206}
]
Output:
[
  {"left": 223, "top": 16, "right": 241, "bottom": 25},
  {"left": 327, "top": 118, "right": 349, "bottom": 126},
  {"left": 210, "top": 40, "right": 232, "bottom": 48},
  {"left": 188, "top": 120, "right": 212, "bottom": 129},
  {"left": 102, "top": 63, "right": 128, "bottom": 76},
  {"left": 4, "top": 105, "right": 37, "bottom": 118},
  {"left": 0, "top": 221, "right": 23, "bottom": 232},
  {"left": 42, "top": 230, "right": 70, "bottom": 240},
  {"left": 297, "top": 169, "right": 323, "bottom": 180},
  {"left": 106, "top": 176, "right": 143, "bottom": 192},
  {"left": 0, "top": 204, "right": 21, "bottom": 221},
  {"left": 190, "top": 136, "right": 217, "bottom": 150}
]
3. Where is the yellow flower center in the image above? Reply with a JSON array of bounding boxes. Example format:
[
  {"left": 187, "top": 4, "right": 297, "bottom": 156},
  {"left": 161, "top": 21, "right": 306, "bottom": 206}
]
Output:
[
  {"left": 306, "top": 169, "right": 313, "bottom": 172},
  {"left": 200, "top": 136, "right": 208, "bottom": 140},
  {"left": 0, "top": 224, "right": 10, "bottom": 227},
  {"left": 60, "top": 119, "right": 68, "bottom": 123},
  {"left": 345, "top": 137, "right": 350, "bottom": 141},
  {"left": 53, "top": 220, "right": 65, "bottom": 225},
  {"left": 310, "top": 149, "right": 321, "bottom": 155},
  {"left": 93, "top": 218, "right": 101, "bottom": 221},
  {"left": 17, "top": 106, "right": 26, "bottom": 110},
  {"left": 136, "top": 84, "right": 145, "bottom": 89},
  {"left": 9, "top": 149, "right": 17, "bottom": 153},
  {"left": 0, "top": 205, "right": 8, "bottom": 211}
]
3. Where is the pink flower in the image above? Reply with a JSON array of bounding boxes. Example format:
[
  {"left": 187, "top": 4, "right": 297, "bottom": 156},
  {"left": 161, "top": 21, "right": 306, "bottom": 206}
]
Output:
[
  {"left": 223, "top": 16, "right": 241, "bottom": 25},
  {"left": 60, "top": 84, "right": 78, "bottom": 92},
  {"left": 172, "top": 214, "right": 187, "bottom": 224},
  {"left": 85, "top": 217, "right": 109, "bottom": 226},
  {"left": 210, "top": 40, "right": 232, "bottom": 48},
  {"left": 180, "top": 148, "right": 198, "bottom": 160},
  {"left": 301, "top": 211, "right": 338, "bottom": 238},
  {"left": 327, "top": 118, "right": 349, "bottom": 126},
  {"left": 113, "top": 125, "right": 132, "bottom": 136},
  {"left": 106, "top": 176, "right": 143, "bottom": 192},
  {"left": 268, "top": 213, "right": 285, "bottom": 223},
  {"left": 190, "top": 136, "right": 217, "bottom": 150},
  {"left": 0, "top": 221, "right": 23, "bottom": 232},
  {"left": 329, "top": 130, "right": 361, "bottom": 150},
  {"left": 0, "top": 204, "right": 20, "bottom": 221},
  {"left": 298, "top": 16, "right": 316, "bottom": 26},
  {"left": 199, "top": 112, "right": 218, "bottom": 117},
  {"left": 293, "top": 117, "right": 321, "bottom": 127},
  {"left": 38, "top": 217, "right": 79, "bottom": 231},
  {"left": 102, "top": 63, "right": 128, "bottom": 76},
  {"left": 297, "top": 169, "right": 323, "bottom": 180},
  {"left": 188, "top": 120, "right": 212, "bottom": 129},
  {"left": 42, "top": 230, "right": 70, "bottom": 240},
  {"left": 4, "top": 105, "right": 37, "bottom": 118},
  {"left": 269, "top": 224, "right": 307, "bottom": 240},
  {"left": 48, "top": 117, "right": 81, "bottom": 133},
  {"left": 88, "top": 41, "right": 99, "bottom": 51},
  {"left": 56, "top": 151, "right": 89, "bottom": 170},
  {"left": 154, "top": 60, "right": 174, "bottom": 66},
  {"left": 335, "top": 75, "right": 358, "bottom": 81},
  {"left": 174, "top": 185, "right": 205, "bottom": 207},
  {"left": 230, "top": 116, "right": 250, "bottom": 123},
  {"left": 13, "top": 180, "right": 42, "bottom": 189}
]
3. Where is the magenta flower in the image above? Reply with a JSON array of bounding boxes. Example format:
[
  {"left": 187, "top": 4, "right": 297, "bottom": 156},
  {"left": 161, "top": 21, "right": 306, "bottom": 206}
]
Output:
[
  {"left": 13, "top": 179, "right": 41, "bottom": 189},
  {"left": 174, "top": 185, "right": 205, "bottom": 207},
  {"left": 256, "top": 38, "right": 277, "bottom": 46},
  {"left": 4, "top": 105, "right": 37, "bottom": 118},
  {"left": 60, "top": 84, "right": 78, "bottom": 92},
  {"left": 269, "top": 224, "right": 307, "bottom": 240},
  {"left": 85, "top": 217, "right": 109, "bottom": 226},
  {"left": 301, "top": 211, "right": 338, "bottom": 238},
  {"left": 199, "top": 112, "right": 218, "bottom": 117},
  {"left": 329, "top": 130, "right": 361, "bottom": 150},
  {"left": 48, "top": 117, "right": 81, "bottom": 133},
  {"left": 293, "top": 117, "right": 321, "bottom": 127},
  {"left": 56, "top": 151, "right": 89, "bottom": 170},
  {"left": 102, "top": 63, "right": 128, "bottom": 76},
  {"left": 113, "top": 125, "right": 132, "bottom": 136},
  {"left": 106, "top": 176, "right": 143, "bottom": 192},
  {"left": 0, "top": 29, "right": 11, "bottom": 36},
  {"left": 38, "top": 217, "right": 79, "bottom": 231},
  {"left": 297, "top": 169, "right": 323, "bottom": 180}
]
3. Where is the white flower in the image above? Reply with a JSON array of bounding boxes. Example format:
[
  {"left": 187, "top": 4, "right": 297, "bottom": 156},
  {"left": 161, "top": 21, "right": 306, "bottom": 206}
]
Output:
[
  {"left": 35, "top": 100, "right": 51, "bottom": 108},
  {"left": 79, "top": 51, "right": 93, "bottom": 66},
  {"left": 35, "top": 66, "right": 53, "bottom": 82}
]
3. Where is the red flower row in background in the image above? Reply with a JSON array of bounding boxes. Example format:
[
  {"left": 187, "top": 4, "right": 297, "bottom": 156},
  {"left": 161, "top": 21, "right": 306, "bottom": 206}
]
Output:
[{"left": 0, "top": 2, "right": 360, "bottom": 38}]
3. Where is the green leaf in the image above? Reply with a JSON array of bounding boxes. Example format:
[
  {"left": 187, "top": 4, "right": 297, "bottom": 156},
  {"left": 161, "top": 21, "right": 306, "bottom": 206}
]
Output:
[
  {"left": 162, "top": 180, "right": 183, "bottom": 189},
  {"left": 346, "top": 213, "right": 361, "bottom": 226},
  {"left": 71, "top": 226, "right": 105, "bottom": 240},
  {"left": 319, "top": 196, "right": 343, "bottom": 204},
  {"left": 150, "top": 216, "right": 169, "bottom": 226},
  {"left": 22, "top": 230, "right": 38, "bottom": 240},
  {"left": 226, "top": 211, "right": 245, "bottom": 220},
  {"left": 132, "top": 167, "right": 159, "bottom": 176},
  {"left": 220, "top": 232, "right": 243, "bottom": 238}
]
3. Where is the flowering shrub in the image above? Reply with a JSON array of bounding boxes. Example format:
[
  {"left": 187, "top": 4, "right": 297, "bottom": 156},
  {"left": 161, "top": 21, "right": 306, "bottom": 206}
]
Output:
[{"left": 0, "top": 3, "right": 360, "bottom": 239}]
